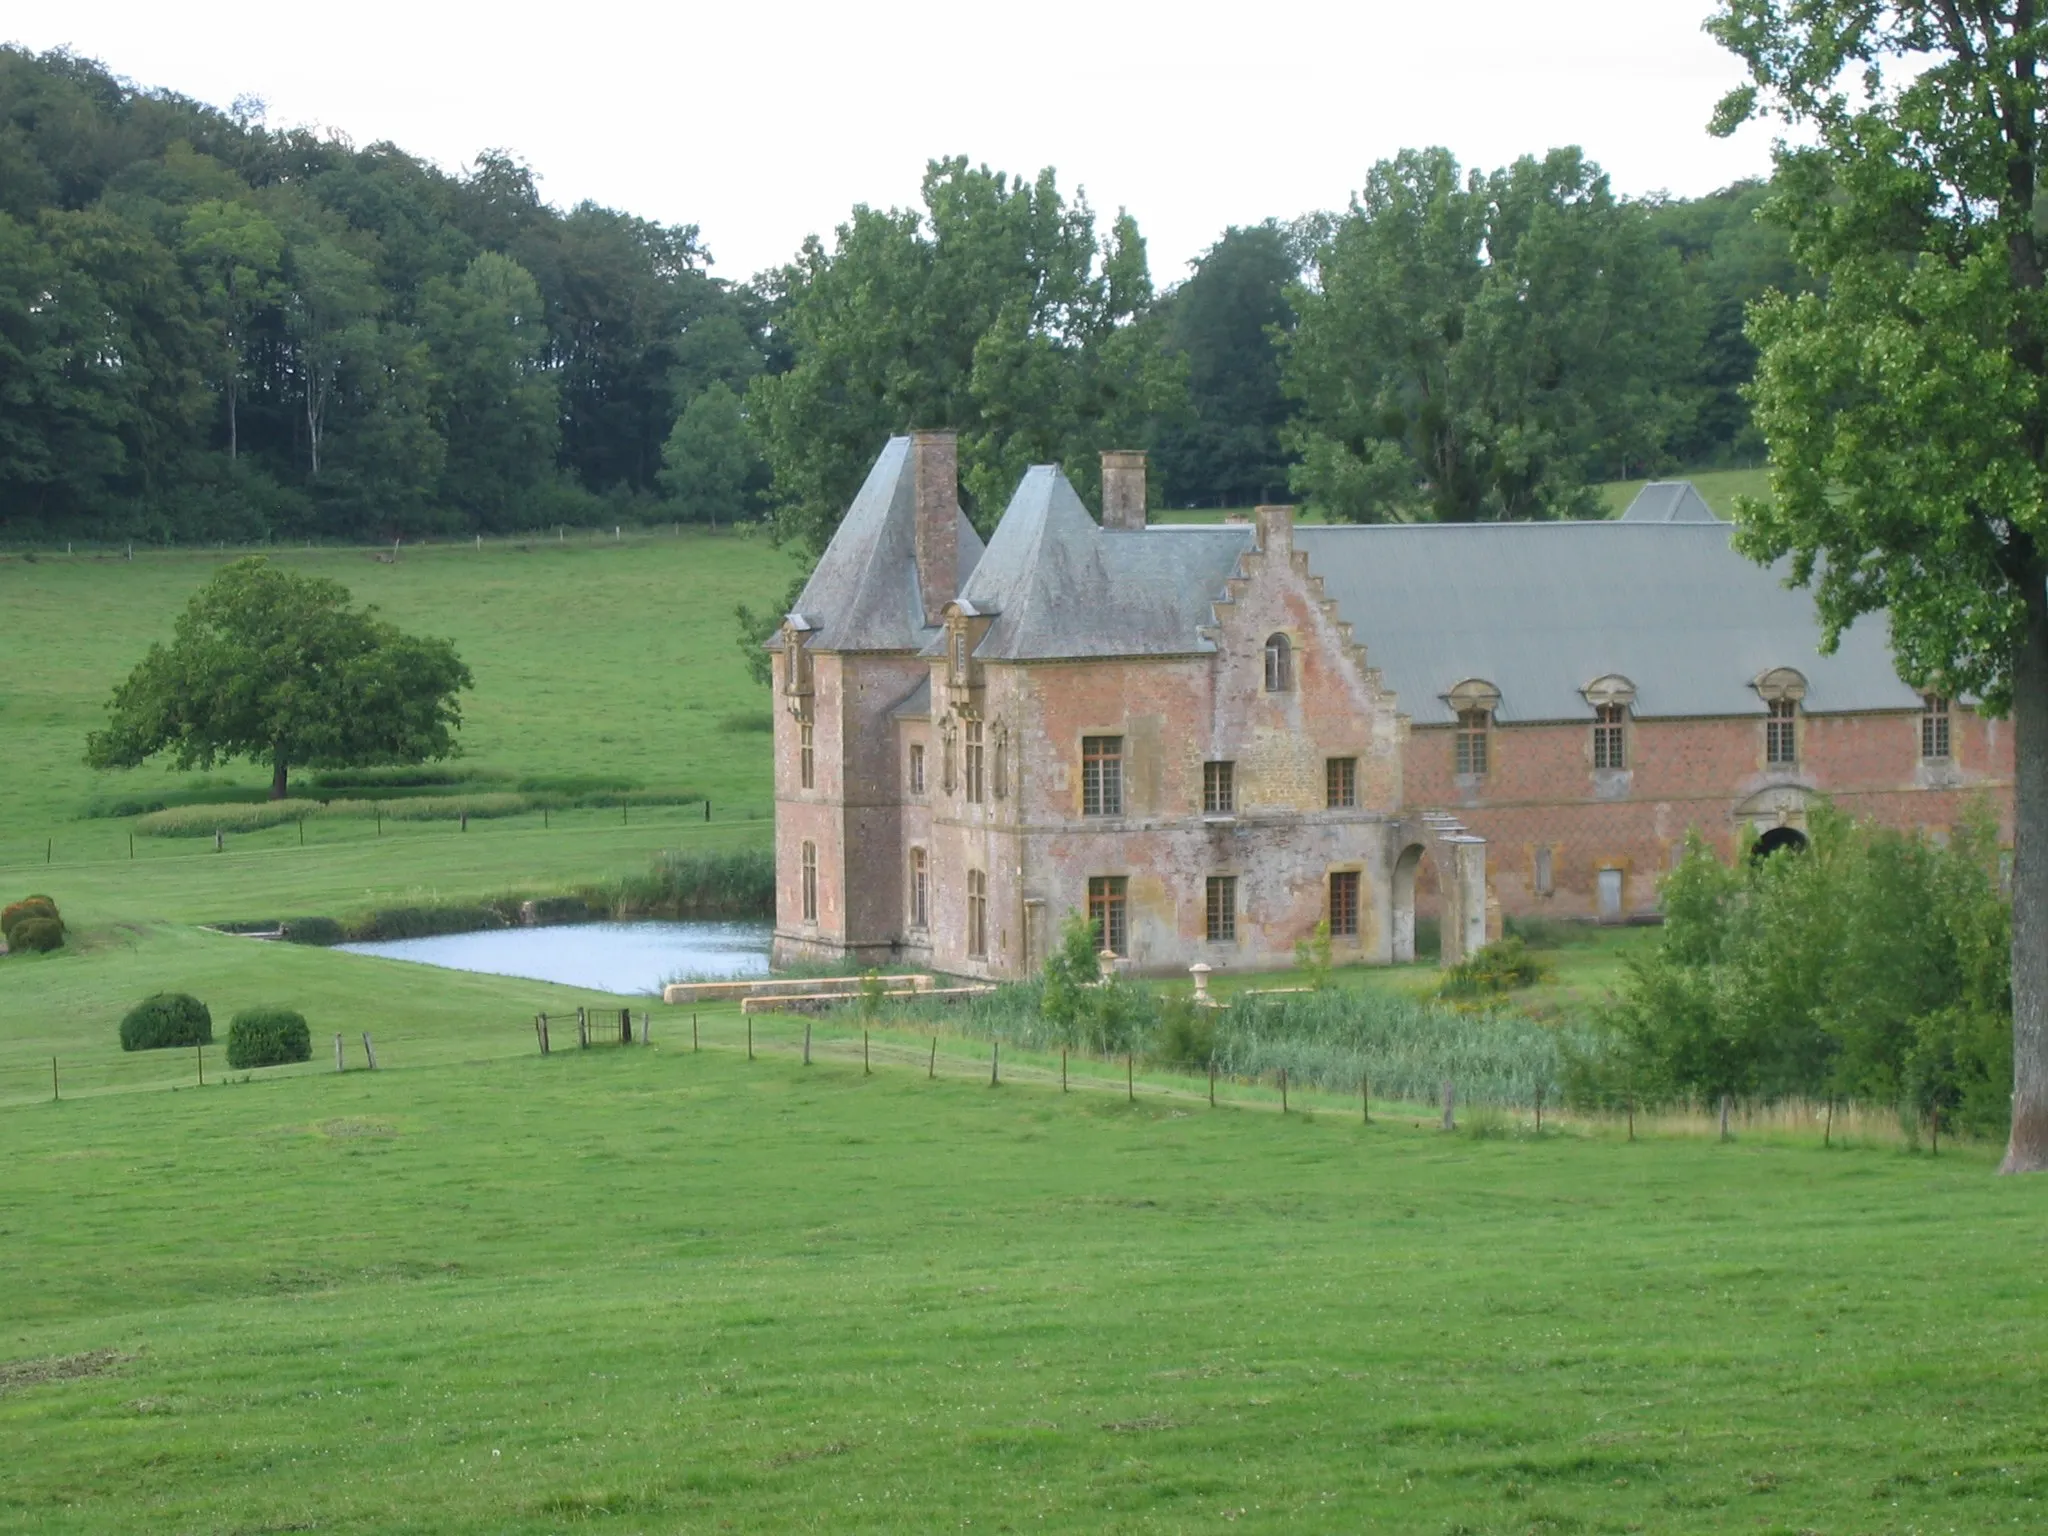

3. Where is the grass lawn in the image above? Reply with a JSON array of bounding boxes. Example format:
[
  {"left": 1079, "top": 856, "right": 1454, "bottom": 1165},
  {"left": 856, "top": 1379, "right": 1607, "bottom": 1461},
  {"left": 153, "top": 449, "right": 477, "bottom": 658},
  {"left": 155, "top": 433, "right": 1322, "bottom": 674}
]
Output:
[{"left": 2, "top": 1016, "right": 2043, "bottom": 1534}]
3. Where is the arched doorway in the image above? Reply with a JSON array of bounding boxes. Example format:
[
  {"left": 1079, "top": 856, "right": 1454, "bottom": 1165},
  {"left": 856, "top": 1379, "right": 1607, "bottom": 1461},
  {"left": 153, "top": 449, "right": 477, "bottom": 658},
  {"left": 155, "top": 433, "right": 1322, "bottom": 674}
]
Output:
[
  {"left": 1752, "top": 825, "right": 1809, "bottom": 859},
  {"left": 1391, "top": 843, "right": 1429, "bottom": 963}
]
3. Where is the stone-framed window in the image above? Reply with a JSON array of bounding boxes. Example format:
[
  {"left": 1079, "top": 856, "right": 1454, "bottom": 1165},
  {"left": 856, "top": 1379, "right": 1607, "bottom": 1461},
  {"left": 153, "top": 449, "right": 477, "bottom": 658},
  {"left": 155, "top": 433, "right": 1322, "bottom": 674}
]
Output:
[
  {"left": 967, "top": 869, "right": 988, "bottom": 958},
  {"left": 909, "top": 847, "right": 928, "bottom": 930},
  {"left": 1592, "top": 704, "right": 1628, "bottom": 770},
  {"left": 1088, "top": 875, "right": 1129, "bottom": 956},
  {"left": 1766, "top": 699, "right": 1798, "bottom": 765},
  {"left": 1328, "top": 870, "right": 1360, "bottom": 938},
  {"left": 1263, "top": 633, "right": 1293, "bottom": 692},
  {"left": 1203, "top": 760, "right": 1235, "bottom": 814},
  {"left": 1534, "top": 845, "right": 1553, "bottom": 896},
  {"left": 1454, "top": 711, "right": 1491, "bottom": 776},
  {"left": 1921, "top": 694, "right": 1952, "bottom": 761},
  {"left": 1082, "top": 736, "right": 1124, "bottom": 817},
  {"left": 910, "top": 742, "right": 926, "bottom": 795},
  {"left": 1205, "top": 875, "right": 1237, "bottom": 942},
  {"left": 964, "top": 718, "right": 985, "bottom": 803},
  {"left": 1326, "top": 757, "right": 1356, "bottom": 809},
  {"left": 799, "top": 721, "right": 815, "bottom": 790},
  {"left": 800, "top": 841, "right": 818, "bottom": 923}
]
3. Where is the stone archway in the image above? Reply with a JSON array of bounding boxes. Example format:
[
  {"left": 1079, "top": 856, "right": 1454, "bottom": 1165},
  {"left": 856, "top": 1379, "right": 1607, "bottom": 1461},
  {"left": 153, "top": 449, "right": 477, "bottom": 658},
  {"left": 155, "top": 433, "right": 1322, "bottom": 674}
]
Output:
[
  {"left": 1753, "top": 825, "right": 1809, "bottom": 859},
  {"left": 1391, "top": 842, "right": 1431, "bottom": 963}
]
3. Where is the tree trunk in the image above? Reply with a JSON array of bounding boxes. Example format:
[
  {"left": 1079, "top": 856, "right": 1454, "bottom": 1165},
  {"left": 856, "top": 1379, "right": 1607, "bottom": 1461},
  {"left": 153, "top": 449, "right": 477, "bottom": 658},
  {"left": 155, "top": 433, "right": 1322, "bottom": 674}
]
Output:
[
  {"left": 270, "top": 758, "right": 289, "bottom": 802},
  {"left": 2002, "top": 582, "right": 2048, "bottom": 1173}
]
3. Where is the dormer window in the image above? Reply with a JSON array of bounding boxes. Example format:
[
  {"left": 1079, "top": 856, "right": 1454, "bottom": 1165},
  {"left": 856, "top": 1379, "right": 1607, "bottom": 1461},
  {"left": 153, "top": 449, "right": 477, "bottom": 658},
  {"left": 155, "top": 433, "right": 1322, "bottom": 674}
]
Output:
[
  {"left": 1446, "top": 680, "right": 1502, "bottom": 779},
  {"left": 783, "top": 628, "right": 813, "bottom": 696},
  {"left": 1263, "top": 634, "right": 1293, "bottom": 692},
  {"left": 1754, "top": 668, "right": 1807, "bottom": 768},
  {"left": 1582, "top": 676, "right": 1635, "bottom": 772}
]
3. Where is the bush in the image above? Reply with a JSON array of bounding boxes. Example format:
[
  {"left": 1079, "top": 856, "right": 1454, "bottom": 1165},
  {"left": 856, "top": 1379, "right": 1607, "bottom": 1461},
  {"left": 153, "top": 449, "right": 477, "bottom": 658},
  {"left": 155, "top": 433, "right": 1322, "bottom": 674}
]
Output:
[
  {"left": 1438, "top": 937, "right": 1549, "bottom": 999},
  {"left": 3, "top": 895, "right": 59, "bottom": 941},
  {"left": 1150, "top": 994, "right": 1220, "bottom": 1071},
  {"left": 227, "top": 1008, "right": 313, "bottom": 1068},
  {"left": 280, "top": 916, "right": 344, "bottom": 946},
  {"left": 342, "top": 903, "right": 514, "bottom": 942},
  {"left": 119, "top": 993, "right": 213, "bottom": 1051},
  {"left": 7, "top": 916, "right": 65, "bottom": 953}
]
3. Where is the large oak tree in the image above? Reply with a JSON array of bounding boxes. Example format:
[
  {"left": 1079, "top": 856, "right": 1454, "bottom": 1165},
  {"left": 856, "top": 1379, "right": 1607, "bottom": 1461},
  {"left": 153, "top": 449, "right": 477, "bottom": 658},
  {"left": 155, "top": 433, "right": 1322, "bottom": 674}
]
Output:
[
  {"left": 1709, "top": 1, "right": 2048, "bottom": 1171},
  {"left": 86, "top": 557, "right": 472, "bottom": 800}
]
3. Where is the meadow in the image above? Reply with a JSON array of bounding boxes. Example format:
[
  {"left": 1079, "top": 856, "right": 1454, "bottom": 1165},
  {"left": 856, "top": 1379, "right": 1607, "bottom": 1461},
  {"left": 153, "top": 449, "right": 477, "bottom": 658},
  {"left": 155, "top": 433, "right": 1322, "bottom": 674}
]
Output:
[{"left": 3, "top": 522, "right": 2045, "bottom": 1533}]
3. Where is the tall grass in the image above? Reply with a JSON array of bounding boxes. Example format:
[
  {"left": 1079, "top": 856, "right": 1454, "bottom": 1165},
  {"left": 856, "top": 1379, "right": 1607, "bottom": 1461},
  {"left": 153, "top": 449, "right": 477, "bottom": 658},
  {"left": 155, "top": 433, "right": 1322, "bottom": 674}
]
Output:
[
  {"left": 602, "top": 847, "right": 774, "bottom": 918},
  {"left": 883, "top": 981, "right": 1576, "bottom": 1108}
]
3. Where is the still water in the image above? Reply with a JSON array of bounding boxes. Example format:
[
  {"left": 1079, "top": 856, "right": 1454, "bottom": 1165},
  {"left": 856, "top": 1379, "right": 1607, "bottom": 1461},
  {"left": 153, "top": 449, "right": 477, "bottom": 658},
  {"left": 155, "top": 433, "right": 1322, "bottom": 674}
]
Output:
[{"left": 335, "top": 921, "right": 772, "bottom": 995}]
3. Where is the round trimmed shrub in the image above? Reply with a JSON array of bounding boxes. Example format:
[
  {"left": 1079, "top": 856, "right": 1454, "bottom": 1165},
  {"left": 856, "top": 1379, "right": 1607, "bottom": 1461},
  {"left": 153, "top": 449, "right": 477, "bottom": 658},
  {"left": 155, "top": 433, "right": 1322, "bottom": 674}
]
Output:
[
  {"left": 227, "top": 1008, "right": 312, "bottom": 1069},
  {"left": 119, "top": 993, "right": 214, "bottom": 1052},
  {"left": 7, "top": 916, "right": 64, "bottom": 953},
  {"left": 2, "top": 896, "right": 59, "bottom": 941}
]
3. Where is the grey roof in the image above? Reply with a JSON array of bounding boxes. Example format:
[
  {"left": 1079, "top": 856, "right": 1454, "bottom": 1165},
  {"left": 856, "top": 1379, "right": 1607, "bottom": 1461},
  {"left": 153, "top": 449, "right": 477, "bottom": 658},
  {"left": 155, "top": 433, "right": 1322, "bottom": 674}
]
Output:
[
  {"left": 939, "top": 466, "right": 1255, "bottom": 660},
  {"left": 1620, "top": 480, "right": 1724, "bottom": 523},
  {"left": 889, "top": 676, "right": 932, "bottom": 719},
  {"left": 789, "top": 436, "right": 985, "bottom": 652},
  {"left": 1292, "top": 521, "right": 1919, "bottom": 723}
]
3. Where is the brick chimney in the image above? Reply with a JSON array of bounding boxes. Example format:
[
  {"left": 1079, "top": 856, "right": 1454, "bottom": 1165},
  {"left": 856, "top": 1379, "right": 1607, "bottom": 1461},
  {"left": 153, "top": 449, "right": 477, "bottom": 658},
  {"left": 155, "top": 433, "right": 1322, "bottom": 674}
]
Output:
[
  {"left": 911, "top": 430, "right": 959, "bottom": 626},
  {"left": 1100, "top": 449, "right": 1148, "bottom": 531}
]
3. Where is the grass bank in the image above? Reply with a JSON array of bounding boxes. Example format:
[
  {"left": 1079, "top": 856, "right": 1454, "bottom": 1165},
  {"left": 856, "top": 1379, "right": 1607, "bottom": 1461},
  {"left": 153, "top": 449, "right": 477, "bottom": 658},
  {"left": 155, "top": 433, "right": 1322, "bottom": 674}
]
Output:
[{"left": 1, "top": 1006, "right": 2039, "bottom": 1533}]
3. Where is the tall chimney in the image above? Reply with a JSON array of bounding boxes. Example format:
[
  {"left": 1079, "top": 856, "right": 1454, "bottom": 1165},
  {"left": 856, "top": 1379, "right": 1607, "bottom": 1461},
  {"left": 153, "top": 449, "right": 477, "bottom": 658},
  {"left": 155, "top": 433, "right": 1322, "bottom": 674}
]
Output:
[
  {"left": 1100, "top": 450, "right": 1147, "bottom": 531},
  {"left": 911, "top": 430, "right": 959, "bottom": 626}
]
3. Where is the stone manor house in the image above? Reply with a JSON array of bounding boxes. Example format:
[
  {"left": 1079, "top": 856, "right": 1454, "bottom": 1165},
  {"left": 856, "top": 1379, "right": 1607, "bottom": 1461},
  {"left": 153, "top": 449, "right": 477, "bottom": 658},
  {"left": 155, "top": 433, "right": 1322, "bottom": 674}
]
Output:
[{"left": 770, "top": 433, "right": 2014, "bottom": 979}]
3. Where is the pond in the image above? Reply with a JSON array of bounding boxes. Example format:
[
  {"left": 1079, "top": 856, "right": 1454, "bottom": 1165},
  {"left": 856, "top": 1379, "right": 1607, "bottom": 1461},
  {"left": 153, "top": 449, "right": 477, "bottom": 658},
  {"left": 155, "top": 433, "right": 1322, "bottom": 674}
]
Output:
[{"left": 335, "top": 920, "right": 772, "bottom": 995}]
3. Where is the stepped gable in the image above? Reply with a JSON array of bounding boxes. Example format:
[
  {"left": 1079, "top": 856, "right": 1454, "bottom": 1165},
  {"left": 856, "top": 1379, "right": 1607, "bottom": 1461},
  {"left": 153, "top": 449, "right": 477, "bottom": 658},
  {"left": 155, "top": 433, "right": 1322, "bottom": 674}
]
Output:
[
  {"left": 787, "top": 436, "right": 985, "bottom": 653},
  {"left": 937, "top": 465, "right": 1255, "bottom": 661},
  {"left": 1292, "top": 520, "right": 1916, "bottom": 724},
  {"left": 1619, "top": 480, "right": 1724, "bottom": 523}
]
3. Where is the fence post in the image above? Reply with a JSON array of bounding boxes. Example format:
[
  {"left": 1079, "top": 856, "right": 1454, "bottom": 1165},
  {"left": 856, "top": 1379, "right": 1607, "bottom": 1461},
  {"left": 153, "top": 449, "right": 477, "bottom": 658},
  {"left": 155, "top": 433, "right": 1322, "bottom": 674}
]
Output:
[
  {"left": 51, "top": 1055, "right": 58, "bottom": 1101},
  {"left": 640, "top": 1011, "right": 649, "bottom": 1046},
  {"left": 1127, "top": 1054, "right": 1134, "bottom": 1103},
  {"left": 1824, "top": 1097, "right": 1833, "bottom": 1148},
  {"left": 578, "top": 1008, "right": 588, "bottom": 1049},
  {"left": 1626, "top": 1095, "right": 1635, "bottom": 1142},
  {"left": 989, "top": 1040, "right": 1000, "bottom": 1087},
  {"left": 693, "top": 1012, "right": 699, "bottom": 1052},
  {"left": 1361, "top": 1072, "right": 1369, "bottom": 1124},
  {"left": 929, "top": 1037, "right": 936, "bottom": 1079},
  {"left": 361, "top": 1033, "right": 378, "bottom": 1070},
  {"left": 621, "top": 1007, "right": 632, "bottom": 1045},
  {"left": 1719, "top": 1094, "right": 1732, "bottom": 1142},
  {"left": 1441, "top": 1079, "right": 1456, "bottom": 1132},
  {"left": 864, "top": 1030, "right": 871, "bottom": 1075},
  {"left": 1280, "top": 1067, "right": 1288, "bottom": 1115},
  {"left": 1062, "top": 1046, "right": 1068, "bottom": 1094},
  {"left": 1534, "top": 1083, "right": 1543, "bottom": 1133},
  {"left": 803, "top": 1020, "right": 812, "bottom": 1065},
  {"left": 747, "top": 1018, "right": 753, "bottom": 1061},
  {"left": 1210, "top": 1061, "right": 1216, "bottom": 1108},
  {"left": 196, "top": 1043, "right": 204, "bottom": 1087},
  {"left": 342, "top": 1031, "right": 351, "bottom": 1070}
]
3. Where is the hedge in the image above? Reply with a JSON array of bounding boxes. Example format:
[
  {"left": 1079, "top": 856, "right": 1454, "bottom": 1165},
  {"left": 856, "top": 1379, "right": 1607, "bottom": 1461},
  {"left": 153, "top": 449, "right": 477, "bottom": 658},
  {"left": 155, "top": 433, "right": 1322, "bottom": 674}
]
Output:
[
  {"left": 119, "top": 993, "right": 213, "bottom": 1051},
  {"left": 7, "top": 916, "right": 64, "bottom": 953},
  {"left": 2, "top": 895, "right": 58, "bottom": 941},
  {"left": 227, "top": 1008, "right": 312, "bottom": 1069}
]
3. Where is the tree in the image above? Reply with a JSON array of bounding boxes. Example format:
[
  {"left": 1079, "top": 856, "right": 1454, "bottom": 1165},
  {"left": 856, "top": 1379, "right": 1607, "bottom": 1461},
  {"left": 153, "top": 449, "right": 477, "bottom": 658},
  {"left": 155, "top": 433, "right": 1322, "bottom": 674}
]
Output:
[
  {"left": 181, "top": 198, "right": 283, "bottom": 461},
  {"left": 420, "top": 250, "right": 560, "bottom": 528},
  {"left": 1709, "top": 3, "right": 2048, "bottom": 1173},
  {"left": 749, "top": 157, "right": 1184, "bottom": 555},
  {"left": 660, "top": 381, "right": 758, "bottom": 523},
  {"left": 1150, "top": 221, "right": 1301, "bottom": 507},
  {"left": 86, "top": 557, "right": 471, "bottom": 799},
  {"left": 1283, "top": 147, "right": 1697, "bottom": 522}
]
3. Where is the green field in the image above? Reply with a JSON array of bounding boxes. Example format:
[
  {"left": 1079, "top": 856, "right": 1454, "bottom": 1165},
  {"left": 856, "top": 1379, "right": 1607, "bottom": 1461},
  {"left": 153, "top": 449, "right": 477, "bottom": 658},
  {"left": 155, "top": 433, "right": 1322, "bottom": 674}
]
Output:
[{"left": 3, "top": 532, "right": 2045, "bottom": 1533}]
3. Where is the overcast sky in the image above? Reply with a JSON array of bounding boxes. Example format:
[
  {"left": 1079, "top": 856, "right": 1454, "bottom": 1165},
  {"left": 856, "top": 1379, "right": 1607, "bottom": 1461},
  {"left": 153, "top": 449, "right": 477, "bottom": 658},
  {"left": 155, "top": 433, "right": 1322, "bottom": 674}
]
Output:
[{"left": 11, "top": 0, "right": 1777, "bottom": 283}]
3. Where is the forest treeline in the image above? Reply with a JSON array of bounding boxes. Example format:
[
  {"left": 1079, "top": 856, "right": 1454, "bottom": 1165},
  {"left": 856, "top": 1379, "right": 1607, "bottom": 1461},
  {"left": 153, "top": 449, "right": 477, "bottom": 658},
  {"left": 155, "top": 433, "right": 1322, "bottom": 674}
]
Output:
[{"left": 0, "top": 46, "right": 1799, "bottom": 547}]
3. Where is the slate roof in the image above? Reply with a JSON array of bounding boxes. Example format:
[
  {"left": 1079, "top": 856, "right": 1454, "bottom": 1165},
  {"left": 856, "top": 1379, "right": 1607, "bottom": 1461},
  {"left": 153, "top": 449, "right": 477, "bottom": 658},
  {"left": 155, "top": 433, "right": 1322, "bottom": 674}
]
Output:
[
  {"left": 931, "top": 466, "right": 1255, "bottom": 661},
  {"left": 1292, "top": 521, "right": 1919, "bottom": 724},
  {"left": 1620, "top": 480, "right": 1724, "bottom": 523},
  {"left": 788, "top": 436, "right": 986, "bottom": 652}
]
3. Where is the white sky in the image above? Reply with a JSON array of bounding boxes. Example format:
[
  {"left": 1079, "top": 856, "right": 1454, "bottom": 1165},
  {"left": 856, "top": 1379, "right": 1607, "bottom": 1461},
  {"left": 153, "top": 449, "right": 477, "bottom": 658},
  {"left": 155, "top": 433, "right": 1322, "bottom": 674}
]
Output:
[{"left": 9, "top": 0, "right": 1777, "bottom": 283}]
